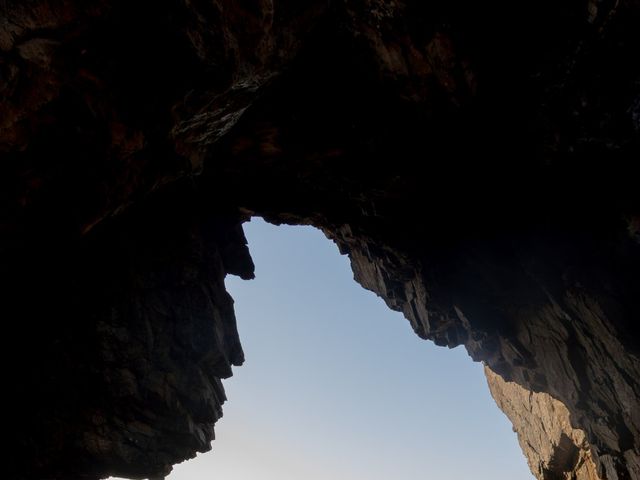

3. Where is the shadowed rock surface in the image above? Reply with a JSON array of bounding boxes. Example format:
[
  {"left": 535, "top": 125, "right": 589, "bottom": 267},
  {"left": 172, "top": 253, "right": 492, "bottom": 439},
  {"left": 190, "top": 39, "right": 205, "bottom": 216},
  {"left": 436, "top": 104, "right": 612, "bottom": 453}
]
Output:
[{"left": 1, "top": 1, "right": 639, "bottom": 479}]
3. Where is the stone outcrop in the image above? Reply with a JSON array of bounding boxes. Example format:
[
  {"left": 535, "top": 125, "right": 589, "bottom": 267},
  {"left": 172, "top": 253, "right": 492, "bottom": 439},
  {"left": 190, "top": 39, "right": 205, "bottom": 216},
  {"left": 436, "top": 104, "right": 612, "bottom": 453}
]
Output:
[
  {"left": 4, "top": 186, "right": 255, "bottom": 479},
  {"left": 1, "top": 1, "right": 639, "bottom": 479},
  {"left": 486, "top": 366, "right": 601, "bottom": 480}
]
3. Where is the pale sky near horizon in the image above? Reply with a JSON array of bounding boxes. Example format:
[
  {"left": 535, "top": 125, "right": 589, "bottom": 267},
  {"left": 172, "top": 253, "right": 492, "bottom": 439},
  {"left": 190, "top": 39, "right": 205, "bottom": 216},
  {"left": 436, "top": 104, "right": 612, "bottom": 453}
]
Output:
[{"left": 116, "top": 218, "right": 534, "bottom": 480}]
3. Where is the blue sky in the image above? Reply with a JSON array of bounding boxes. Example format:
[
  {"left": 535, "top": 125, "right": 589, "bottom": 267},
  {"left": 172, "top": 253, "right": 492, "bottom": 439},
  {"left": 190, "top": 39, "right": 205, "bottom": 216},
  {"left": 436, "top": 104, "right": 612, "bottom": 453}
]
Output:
[{"left": 165, "top": 218, "right": 533, "bottom": 480}]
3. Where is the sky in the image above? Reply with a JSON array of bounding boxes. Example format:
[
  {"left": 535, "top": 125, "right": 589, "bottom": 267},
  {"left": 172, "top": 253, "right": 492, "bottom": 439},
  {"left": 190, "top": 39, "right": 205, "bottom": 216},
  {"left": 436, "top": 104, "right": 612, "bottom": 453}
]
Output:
[
  {"left": 165, "top": 218, "right": 533, "bottom": 480},
  {"left": 114, "top": 217, "right": 533, "bottom": 480}
]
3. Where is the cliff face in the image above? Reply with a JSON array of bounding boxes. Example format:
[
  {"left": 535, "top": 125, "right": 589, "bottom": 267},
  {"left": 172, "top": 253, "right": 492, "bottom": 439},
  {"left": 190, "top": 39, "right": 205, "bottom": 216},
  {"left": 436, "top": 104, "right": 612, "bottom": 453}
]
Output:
[
  {"left": 4, "top": 187, "right": 255, "bottom": 479},
  {"left": 323, "top": 220, "right": 640, "bottom": 480},
  {"left": 1, "top": 1, "right": 639, "bottom": 479},
  {"left": 486, "top": 367, "right": 601, "bottom": 480}
]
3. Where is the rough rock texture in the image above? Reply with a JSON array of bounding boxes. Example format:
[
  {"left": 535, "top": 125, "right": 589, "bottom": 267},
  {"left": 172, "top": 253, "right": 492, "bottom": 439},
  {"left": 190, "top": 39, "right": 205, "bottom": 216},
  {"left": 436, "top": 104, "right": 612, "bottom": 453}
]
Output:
[
  {"left": 486, "top": 366, "right": 601, "bottom": 480},
  {"left": 4, "top": 185, "right": 255, "bottom": 479},
  {"left": 1, "top": 1, "right": 639, "bottom": 479}
]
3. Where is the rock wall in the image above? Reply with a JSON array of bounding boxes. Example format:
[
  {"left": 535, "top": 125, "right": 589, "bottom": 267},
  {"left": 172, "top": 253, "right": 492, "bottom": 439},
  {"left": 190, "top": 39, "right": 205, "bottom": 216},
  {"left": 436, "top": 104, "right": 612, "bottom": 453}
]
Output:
[
  {"left": 322, "top": 220, "right": 640, "bottom": 480},
  {"left": 1, "top": 1, "right": 639, "bottom": 479},
  {"left": 486, "top": 366, "right": 601, "bottom": 480},
  {"left": 3, "top": 185, "right": 255, "bottom": 479}
]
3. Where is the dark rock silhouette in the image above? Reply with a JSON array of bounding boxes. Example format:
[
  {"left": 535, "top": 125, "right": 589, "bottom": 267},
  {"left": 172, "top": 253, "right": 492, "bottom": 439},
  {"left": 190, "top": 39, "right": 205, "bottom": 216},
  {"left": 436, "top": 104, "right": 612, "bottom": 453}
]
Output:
[{"left": 1, "top": 1, "right": 638, "bottom": 479}]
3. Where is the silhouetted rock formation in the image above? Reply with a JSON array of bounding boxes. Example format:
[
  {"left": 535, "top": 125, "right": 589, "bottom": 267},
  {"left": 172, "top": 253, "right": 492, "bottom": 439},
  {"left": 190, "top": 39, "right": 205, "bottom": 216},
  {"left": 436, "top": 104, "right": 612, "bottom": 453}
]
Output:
[{"left": 1, "top": 1, "right": 638, "bottom": 479}]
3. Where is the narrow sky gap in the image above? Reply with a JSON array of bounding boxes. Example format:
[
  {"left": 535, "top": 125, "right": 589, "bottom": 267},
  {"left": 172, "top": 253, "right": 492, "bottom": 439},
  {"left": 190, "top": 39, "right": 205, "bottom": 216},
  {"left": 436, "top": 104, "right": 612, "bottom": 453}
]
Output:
[{"left": 164, "top": 218, "right": 534, "bottom": 480}]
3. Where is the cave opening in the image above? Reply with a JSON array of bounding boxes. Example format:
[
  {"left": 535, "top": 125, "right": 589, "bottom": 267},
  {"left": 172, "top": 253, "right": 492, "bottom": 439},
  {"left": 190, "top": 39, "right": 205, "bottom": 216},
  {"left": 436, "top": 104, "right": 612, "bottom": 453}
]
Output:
[{"left": 135, "top": 218, "right": 533, "bottom": 480}]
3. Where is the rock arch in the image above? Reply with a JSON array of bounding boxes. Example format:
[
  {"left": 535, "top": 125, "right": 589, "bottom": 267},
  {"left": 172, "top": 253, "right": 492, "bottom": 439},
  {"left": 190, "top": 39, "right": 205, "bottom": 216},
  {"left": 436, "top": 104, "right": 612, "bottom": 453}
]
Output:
[{"left": 1, "top": 1, "right": 639, "bottom": 478}]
